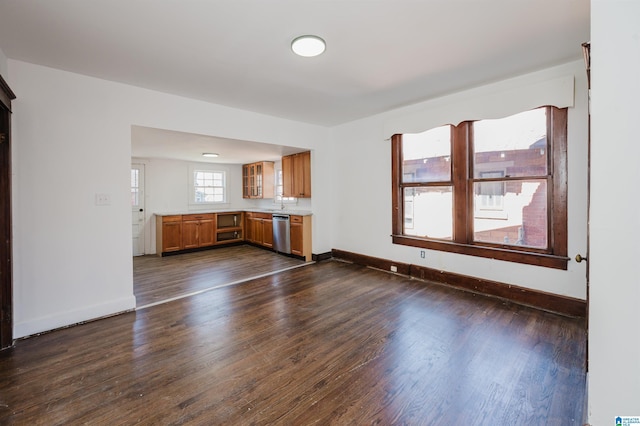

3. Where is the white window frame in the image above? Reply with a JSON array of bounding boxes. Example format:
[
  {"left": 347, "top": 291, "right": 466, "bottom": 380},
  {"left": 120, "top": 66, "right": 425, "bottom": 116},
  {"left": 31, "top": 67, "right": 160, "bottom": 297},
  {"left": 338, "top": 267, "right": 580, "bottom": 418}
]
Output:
[
  {"left": 274, "top": 169, "right": 297, "bottom": 204},
  {"left": 190, "top": 169, "right": 227, "bottom": 205},
  {"left": 131, "top": 168, "right": 141, "bottom": 207}
]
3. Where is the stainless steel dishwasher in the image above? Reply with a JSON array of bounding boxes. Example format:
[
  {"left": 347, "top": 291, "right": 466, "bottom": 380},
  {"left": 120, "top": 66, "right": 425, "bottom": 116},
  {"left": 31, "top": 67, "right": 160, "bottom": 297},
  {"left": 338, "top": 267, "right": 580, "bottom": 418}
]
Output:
[{"left": 272, "top": 214, "right": 291, "bottom": 254}]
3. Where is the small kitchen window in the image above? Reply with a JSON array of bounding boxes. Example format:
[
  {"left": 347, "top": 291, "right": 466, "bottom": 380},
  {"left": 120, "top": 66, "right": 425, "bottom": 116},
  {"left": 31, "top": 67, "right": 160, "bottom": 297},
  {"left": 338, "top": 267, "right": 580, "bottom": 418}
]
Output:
[
  {"left": 275, "top": 169, "right": 296, "bottom": 204},
  {"left": 192, "top": 170, "right": 226, "bottom": 204}
]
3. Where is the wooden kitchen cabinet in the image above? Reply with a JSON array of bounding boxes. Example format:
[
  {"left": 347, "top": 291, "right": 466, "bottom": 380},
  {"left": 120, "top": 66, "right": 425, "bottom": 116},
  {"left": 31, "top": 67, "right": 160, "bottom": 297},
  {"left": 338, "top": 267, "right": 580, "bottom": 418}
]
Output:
[
  {"left": 215, "top": 212, "right": 244, "bottom": 243},
  {"left": 290, "top": 215, "right": 312, "bottom": 261},
  {"left": 156, "top": 215, "right": 183, "bottom": 254},
  {"left": 263, "top": 216, "right": 273, "bottom": 248},
  {"left": 282, "top": 151, "right": 311, "bottom": 198},
  {"left": 242, "top": 161, "right": 275, "bottom": 199},
  {"left": 245, "top": 212, "right": 273, "bottom": 248},
  {"left": 182, "top": 214, "right": 215, "bottom": 249}
]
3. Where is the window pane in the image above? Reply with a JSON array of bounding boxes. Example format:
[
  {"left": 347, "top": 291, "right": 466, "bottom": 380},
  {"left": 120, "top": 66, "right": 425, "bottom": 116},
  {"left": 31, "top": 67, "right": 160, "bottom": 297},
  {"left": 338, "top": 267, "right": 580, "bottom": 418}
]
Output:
[
  {"left": 404, "top": 186, "right": 452, "bottom": 240},
  {"left": 402, "top": 126, "right": 451, "bottom": 183},
  {"left": 473, "top": 108, "right": 547, "bottom": 178},
  {"left": 473, "top": 179, "right": 547, "bottom": 249},
  {"left": 131, "top": 169, "right": 139, "bottom": 206},
  {"left": 193, "top": 170, "right": 225, "bottom": 203}
]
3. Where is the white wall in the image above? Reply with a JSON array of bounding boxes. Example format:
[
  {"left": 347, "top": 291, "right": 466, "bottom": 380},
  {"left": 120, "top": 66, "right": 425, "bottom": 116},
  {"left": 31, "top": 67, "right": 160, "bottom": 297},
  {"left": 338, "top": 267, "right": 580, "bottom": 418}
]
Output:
[
  {"left": 0, "top": 48, "right": 7, "bottom": 78},
  {"left": 9, "top": 60, "right": 331, "bottom": 338},
  {"left": 331, "top": 60, "right": 590, "bottom": 300},
  {"left": 132, "top": 157, "right": 250, "bottom": 254},
  {"left": 588, "top": 1, "right": 640, "bottom": 423}
]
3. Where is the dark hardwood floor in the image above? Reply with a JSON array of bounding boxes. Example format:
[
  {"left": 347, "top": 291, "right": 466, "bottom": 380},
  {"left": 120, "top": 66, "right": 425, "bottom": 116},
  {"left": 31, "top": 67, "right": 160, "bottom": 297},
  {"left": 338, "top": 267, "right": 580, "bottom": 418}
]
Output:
[
  {"left": 134, "top": 245, "right": 306, "bottom": 307},
  {"left": 0, "top": 258, "right": 586, "bottom": 425}
]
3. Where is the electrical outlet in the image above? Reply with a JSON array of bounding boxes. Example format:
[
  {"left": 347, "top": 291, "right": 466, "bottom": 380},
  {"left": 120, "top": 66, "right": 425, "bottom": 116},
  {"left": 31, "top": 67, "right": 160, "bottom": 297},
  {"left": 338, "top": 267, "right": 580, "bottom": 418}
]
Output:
[
  {"left": 390, "top": 265, "right": 398, "bottom": 273},
  {"left": 420, "top": 250, "right": 425, "bottom": 259},
  {"left": 95, "top": 193, "right": 111, "bottom": 206}
]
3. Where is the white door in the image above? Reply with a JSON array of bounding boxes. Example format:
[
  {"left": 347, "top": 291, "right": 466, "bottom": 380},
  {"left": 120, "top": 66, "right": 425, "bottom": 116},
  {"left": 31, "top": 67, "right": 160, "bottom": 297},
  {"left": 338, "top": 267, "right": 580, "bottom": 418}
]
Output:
[{"left": 131, "top": 164, "right": 145, "bottom": 256}]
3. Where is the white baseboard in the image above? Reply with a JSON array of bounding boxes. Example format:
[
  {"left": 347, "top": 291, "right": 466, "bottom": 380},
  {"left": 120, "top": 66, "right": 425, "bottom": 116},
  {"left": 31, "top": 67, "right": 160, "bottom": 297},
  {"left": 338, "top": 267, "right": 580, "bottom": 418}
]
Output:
[{"left": 13, "top": 295, "right": 136, "bottom": 339}]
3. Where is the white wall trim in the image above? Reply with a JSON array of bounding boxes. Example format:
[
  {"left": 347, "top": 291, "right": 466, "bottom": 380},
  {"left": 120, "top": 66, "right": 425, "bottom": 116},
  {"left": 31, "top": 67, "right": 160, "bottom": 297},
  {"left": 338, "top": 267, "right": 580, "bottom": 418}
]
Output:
[{"left": 14, "top": 295, "right": 136, "bottom": 339}]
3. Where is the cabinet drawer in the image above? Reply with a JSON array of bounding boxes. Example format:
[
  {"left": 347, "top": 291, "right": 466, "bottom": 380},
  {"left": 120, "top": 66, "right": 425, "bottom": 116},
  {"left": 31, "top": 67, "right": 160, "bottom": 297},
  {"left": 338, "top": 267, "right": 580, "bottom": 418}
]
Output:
[
  {"left": 182, "top": 213, "right": 214, "bottom": 221},
  {"left": 162, "top": 215, "right": 183, "bottom": 223},
  {"left": 290, "top": 215, "right": 303, "bottom": 223}
]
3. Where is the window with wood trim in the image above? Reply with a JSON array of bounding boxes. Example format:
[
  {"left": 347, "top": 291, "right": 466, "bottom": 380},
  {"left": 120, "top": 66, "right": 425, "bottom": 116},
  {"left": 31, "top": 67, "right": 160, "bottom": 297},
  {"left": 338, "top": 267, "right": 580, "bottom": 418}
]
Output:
[{"left": 391, "top": 106, "right": 568, "bottom": 269}]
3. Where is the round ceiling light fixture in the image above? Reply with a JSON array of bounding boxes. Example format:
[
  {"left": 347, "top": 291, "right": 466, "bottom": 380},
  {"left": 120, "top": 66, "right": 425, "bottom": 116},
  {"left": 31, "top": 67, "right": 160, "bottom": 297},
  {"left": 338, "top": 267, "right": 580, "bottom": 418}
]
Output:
[
  {"left": 291, "top": 35, "right": 326, "bottom": 57},
  {"left": 202, "top": 153, "right": 219, "bottom": 158}
]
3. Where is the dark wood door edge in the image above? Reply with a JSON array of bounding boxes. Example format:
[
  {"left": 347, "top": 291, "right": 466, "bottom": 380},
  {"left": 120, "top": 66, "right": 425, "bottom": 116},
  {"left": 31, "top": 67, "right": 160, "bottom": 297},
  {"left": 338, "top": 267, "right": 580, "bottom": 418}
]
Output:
[
  {"left": 0, "top": 74, "right": 16, "bottom": 111},
  {"left": 331, "top": 249, "right": 586, "bottom": 318}
]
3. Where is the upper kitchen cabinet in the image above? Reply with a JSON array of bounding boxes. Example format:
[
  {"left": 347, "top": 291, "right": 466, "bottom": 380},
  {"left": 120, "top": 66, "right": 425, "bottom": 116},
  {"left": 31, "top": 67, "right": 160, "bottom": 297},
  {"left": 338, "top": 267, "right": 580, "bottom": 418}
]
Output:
[
  {"left": 242, "top": 161, "right": 275, "bottom": 199},
  {"left": 282, "top": 151, "right": 311, "bottom": 198}
]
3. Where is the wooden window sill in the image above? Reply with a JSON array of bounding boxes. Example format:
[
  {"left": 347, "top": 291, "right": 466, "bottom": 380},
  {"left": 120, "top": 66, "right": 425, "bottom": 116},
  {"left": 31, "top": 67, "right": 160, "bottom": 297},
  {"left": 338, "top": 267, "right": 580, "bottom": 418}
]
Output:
[{"left": 392, "top": 235, "right": 569, "bottom": 270}]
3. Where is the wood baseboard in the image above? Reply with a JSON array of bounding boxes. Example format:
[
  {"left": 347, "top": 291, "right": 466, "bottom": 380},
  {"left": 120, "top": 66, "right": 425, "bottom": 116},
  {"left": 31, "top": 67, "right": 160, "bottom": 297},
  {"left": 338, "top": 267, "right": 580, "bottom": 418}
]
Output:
[
  {"left": 331, "top": 249, "right": 586, "bottom": 318},
  {"left": 312, "top": 252, "right": 333, "bottom": 262}
]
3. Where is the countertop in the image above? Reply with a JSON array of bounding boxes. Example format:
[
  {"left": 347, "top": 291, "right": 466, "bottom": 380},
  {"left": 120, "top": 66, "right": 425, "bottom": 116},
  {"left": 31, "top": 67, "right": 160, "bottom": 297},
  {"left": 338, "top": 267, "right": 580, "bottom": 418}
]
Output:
[{"left": 155, "top": 208, "right": 313, "bottom": 217}]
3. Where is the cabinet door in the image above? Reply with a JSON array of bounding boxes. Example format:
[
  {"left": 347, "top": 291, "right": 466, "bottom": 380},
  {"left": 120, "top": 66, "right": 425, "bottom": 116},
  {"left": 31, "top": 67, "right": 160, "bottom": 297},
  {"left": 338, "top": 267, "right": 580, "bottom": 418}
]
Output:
[
  {"left": 256, "top": 163, "right": 263, "bottom": 198},
  {"left": 242, "top": 165, "right": 250, "bottom": 198},
  {"left": 293, "top": 154, "right": 304, "bottom": 197},
  {"left": 290, "top": 221, "right": 303, "bottom": 256},
  {"left": 198, "top": 219, "right": 215, "bottom": 247},
  {"left": 182, "top": 220, "right": 199, "bottom": 249},
  {"left": 282, "top": 155, "right": 294, "bottom": 198},
  {"left": 299, "top": 151, "right": 311, "bottom": 198},
  {"left": 255, "top": 219, "right": 264, "bottom": 244},
  {"left": 263, "top": 218, "right": 273, "bottom": 248},
  {"left": 249, "top": 164, "right": 257, "bottom": 198},
  {"left": 283, "top": 152, "right": 311, "bottom": 198},
  {"left": 162, "top": 221, "right": 183, "bottom": 252},
  {"left": 245, "top": 214, "right": 254, "bottom": 242}
]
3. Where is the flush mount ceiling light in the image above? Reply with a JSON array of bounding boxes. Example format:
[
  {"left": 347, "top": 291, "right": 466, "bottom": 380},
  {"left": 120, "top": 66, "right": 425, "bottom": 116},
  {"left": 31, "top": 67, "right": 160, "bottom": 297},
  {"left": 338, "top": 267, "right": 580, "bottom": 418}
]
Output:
[
  {"left": 202, "top": 153, "right": 219, "bottom": 158},
  {"left": 291, "top": 35, "right": 326, "bottom": 57}
]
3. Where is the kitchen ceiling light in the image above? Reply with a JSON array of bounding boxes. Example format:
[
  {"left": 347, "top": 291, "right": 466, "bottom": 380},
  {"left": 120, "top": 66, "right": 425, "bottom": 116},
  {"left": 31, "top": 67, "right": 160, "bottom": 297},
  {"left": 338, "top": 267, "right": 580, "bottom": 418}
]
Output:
[
  {"left": 202, "top": 153, "right": 219, "bottom": 158},
  {"left": 291, "top": 35, "right": 326, "bottom": 57}
]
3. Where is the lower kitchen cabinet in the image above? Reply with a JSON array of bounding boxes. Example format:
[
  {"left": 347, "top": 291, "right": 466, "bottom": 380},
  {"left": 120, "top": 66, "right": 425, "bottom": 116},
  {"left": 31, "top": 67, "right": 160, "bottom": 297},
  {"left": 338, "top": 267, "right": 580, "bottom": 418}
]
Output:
[
  {"left": 156, "top": 215, "right": 183, "bottom": 253},
  {"left": 290, "top": 215, "right": 312, "bottom": 261},
  {"left": 156, "top": 212, "right": 244, "bottom": 255},
  {"left": 156, "top": 211, "right": 309, "bottom": 259},
  {"left": 182, "top": 214, "right": 215, "bottom": 249},
  {"left": 246, "top": 212, "right": 273, "bottom": 248},
  {"left": 215, "top": 212, "right": 244, "bottom": 243}
]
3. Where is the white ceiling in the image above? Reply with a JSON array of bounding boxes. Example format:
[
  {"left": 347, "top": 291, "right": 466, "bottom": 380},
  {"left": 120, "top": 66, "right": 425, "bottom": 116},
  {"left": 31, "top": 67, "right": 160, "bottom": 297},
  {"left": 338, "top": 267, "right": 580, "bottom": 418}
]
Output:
[
  {"left": 131, "top": 126, "right": 305, "bottom": 164},
  {"left": 0, "top": 0, "right": 590, "bottom": 163}
]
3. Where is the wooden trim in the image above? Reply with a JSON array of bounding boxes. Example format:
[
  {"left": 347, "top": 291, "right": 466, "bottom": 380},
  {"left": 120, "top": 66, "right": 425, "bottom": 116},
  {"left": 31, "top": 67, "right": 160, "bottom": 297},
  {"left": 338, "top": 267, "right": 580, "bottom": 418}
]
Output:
[
  {"left": 331, "top": 249, "right": 411, "bottom": 276},
  {"left": 331, "top": 249, "right": 584, "bottom": 317},
  {"left": 392, "top": 235, "right": 569, "bottom": 269},
  {"left": 312, "top": 252, "right": 332, "bottom": 262},
  {"left": 0, "top": 74, "right": 16, "bottom": 112},
  {"left": 391, "top": 107, "right": 569, "bottom": 269},
  {"left": 390, "top": 134, "right": 403, "bottom": 235},
  {"left": 453, "top": 122, "right": 469, "bottom": 241},
  {"left": 550, "top": 107, "right": 568, "bottom": 257},
  {"left": 0, "top": 79, "right": 13, "bottom": 349}
]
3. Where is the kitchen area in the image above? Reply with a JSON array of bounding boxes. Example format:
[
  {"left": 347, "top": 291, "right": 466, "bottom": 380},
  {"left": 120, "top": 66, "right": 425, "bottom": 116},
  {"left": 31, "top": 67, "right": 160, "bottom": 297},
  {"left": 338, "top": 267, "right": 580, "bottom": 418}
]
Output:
[
  {"left": 131, "top": 126, "right": 315, "bottom": 306},
  {"left": 152, "top": 151, "right": 313, "bottom": 262}
]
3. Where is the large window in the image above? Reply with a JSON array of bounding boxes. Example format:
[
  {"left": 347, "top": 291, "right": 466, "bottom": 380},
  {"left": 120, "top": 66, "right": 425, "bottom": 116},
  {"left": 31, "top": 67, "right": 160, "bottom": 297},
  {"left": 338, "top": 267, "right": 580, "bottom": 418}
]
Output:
[
  {"left": 193, "top": 170, "right": 226, "bottom": 204},
  {"left": 392, "top": 106, "right": 568, "bottom": 269}
]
